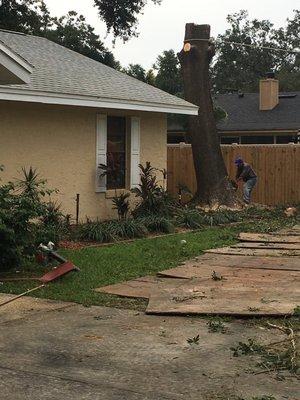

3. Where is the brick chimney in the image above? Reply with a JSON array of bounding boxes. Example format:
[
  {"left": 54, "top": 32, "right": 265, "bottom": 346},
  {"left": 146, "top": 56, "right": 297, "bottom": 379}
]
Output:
[{"left": 259, "top": 72, "right": 279, "bottom": 111}]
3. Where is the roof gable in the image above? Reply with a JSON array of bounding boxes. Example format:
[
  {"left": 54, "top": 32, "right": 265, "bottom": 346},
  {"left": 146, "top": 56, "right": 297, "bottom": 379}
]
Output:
[
  {"left": 0, "top": 30, "right": 198, "bottom": 115},
  {"left": 0, "top": 37, "right": 33, "bottom": 84}
]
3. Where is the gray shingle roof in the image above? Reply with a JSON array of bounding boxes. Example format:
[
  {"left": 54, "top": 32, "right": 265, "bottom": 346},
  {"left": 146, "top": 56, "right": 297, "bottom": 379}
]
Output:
[
  {"left": 168, "top": 92, "right": 300, "bottom": 131},
  {"left": 216, "top": 92, "right": 300, "bottom": 131},
  {"left": 0, "top": 30, "right": 197, "bottom": 113}
]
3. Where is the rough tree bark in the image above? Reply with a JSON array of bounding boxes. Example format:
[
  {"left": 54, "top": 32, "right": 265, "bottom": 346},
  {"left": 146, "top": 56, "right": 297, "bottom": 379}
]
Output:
[{"left": 178, "top": 24, "right": 239, "bottom": 208}]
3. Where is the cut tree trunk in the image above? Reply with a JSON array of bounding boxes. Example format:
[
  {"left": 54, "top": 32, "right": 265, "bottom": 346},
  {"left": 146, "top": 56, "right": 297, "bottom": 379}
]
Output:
[{"left": 178, "top": 24, "right": 239, "bottom": 208}]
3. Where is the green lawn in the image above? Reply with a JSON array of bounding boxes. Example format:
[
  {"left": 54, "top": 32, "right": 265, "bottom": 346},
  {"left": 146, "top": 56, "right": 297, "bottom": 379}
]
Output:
[
  {"left": 0, "top": 217, "right": 295, "bottom": 309},
  {"left": 1, "top": 227, "right": 238, "bottom": 308}
]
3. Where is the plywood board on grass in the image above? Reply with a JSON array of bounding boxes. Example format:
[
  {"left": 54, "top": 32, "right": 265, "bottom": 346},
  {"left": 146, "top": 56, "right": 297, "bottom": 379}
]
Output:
[
  {"left": 146, "top": 288, "right": 297, "bottom": 316},
  {"left": 231, "top": 242, "right": 300, "bottom": 250},
  {"left": 158, "top": 254, "right": 300, "bottom": 277},
  {"left": 94, "top": 276, "right": 186, "bottom": 299},
  {"left": 146, "top": 271, "right": 300, "bottom": 316},
  {"left": 205, "top": 247, "right": 300, "bottom": 257},
  {"left": 239, "top": 232, "right": 300, "bottom": 244},
  {"left": 157, "top": 261, "right": 300, "bottom": 279},
  {"left": 275, "top": 229, "right": 300, "bottom": 236}
]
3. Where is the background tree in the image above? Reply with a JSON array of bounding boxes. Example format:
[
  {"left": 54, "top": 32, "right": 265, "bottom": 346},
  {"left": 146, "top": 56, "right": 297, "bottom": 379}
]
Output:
[
  {"left": 154, "top": 50, "right": 183, "bottom": 95},
  {"left": 0, "top": 0, "right": 120, "bottom": 69},
  {"left": 145, "top": 69, "right": 156, "bottom": 86},
  {"left": 212, "top": 10, "right": 300, "bottom": 93},
  {"left": 124, "top": 64, "right": 147, "bottom": 81},
  {"left": 48, "top": 11, "right": 120, "bottom": 69},
  {"left": 0, "top": 0, "right": 50, "bottom": 34},
  {"left": 212, "top": 10, "right": 278, "bottom": 92},
  {"left": 93, "top": 0, "right": 162, "bottom": 41},
  {"left": 273, "top": 10, "right": 300, "bottom": 91}
]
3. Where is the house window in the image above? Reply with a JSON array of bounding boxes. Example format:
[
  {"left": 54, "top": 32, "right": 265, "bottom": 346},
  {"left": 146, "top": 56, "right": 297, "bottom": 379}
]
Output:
[
  {"left": 220, "top": 136, "right": 240, "bottom": 144},
  {"left": 241, "top": 136, "right": 274, "bottom": 144},
  {"left": 275, "top": 135, "right": 297, "bottom": 144},
  {"left": 96, "top": 115, "right": 140, "bottom": 193},
  {"left": 106, "top": 116, "right": 126, "bottom": 189}
]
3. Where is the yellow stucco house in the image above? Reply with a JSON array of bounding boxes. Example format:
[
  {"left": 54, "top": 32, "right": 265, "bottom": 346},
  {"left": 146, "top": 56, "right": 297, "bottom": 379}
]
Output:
[{"left": 0, "top": 29, "right": 197, "bottom": 220}]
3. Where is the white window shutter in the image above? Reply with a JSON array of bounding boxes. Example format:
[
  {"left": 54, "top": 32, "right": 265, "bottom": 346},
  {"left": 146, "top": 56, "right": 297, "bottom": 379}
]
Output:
[
  {"left": 130, "top": 117, "right": 141, "bottom": 188},
  {"left": 96, "top": 114, "right": 107, "bottom": 192}
]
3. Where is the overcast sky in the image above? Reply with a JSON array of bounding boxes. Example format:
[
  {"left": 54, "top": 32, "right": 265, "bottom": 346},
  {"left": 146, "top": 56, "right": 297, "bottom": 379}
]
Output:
[{"left": 44, "top": 0, "right": 299, "bottom": 69}]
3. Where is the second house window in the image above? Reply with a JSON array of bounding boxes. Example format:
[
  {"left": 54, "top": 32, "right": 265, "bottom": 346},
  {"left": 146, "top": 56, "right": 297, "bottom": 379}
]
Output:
[{"left": 107, "top": 116, "right": 126, "bottom": 189}]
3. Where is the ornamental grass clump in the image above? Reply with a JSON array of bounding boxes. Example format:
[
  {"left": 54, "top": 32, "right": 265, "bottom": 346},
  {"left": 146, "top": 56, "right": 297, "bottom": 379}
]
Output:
[
  {"left": 175, "top": 208, "right": 207, "bottom": 229},
  {"left": 138, "top": 215, "right": 175, "bottom": 234},
  {"left": 76, "top": 220, "right": 117, "bottom": 243},
  {"left": 76, "top": 218, "right": 148, "bottom": 243}
]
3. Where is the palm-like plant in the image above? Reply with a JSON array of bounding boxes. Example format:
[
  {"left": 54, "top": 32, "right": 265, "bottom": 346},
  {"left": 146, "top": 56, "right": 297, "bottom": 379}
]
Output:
[
  {"left": 16, "top": 166, "right": 45, "bottom": 199},
  {"left": 131, "top": 162, "right": 175, "bottom": 216},
  {"left": 112, "top": 192, "right": 130, "bottom": 220}
]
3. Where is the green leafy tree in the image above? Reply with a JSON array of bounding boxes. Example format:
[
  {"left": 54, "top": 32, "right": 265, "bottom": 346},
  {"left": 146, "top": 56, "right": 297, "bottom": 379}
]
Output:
[
  {"left": 0, "top": 0, "right": 50, "bottom": 34},
  {"left": 47, "top": 11, "right": 120, "bottom": 69},
  {"left": 0, "top": 0, "right": 120, "bottom": 69},
  {"left": 212, "top": 10, "right": 278, "bottom": 92},
  {"left": 145, "top": 69, "right": 156, "bottom": 86},
  {"left": 124, "top": 63, "right": 147, "bottom": 81},
  {"left": 154, "top": 50, "right": 183, "bottom": 95},
  {"left": 93, "top": 0, "right": 162, "bottom": 41},
  {"left": 212, "top": 10, "right": 300, "bottom": 93},
  {"left": 273, "top": 10, "right": 300, "bottom": 90}
]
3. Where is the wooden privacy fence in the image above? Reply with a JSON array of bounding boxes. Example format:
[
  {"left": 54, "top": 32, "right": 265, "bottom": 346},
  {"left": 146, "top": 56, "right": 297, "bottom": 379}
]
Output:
[{"left": 167, "top": 144, "right": 300, "bottom": 205}]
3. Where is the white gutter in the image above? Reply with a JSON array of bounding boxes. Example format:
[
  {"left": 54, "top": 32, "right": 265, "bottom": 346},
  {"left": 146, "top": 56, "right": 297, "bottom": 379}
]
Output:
[{"left": 0, "top": 87, "right": 198, "bottom": 115}]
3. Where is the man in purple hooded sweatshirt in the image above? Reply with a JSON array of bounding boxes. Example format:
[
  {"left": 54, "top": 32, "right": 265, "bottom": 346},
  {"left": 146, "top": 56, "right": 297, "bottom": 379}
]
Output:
[{"left": 235, "top": 157, "right": 257, "bottom": 204}]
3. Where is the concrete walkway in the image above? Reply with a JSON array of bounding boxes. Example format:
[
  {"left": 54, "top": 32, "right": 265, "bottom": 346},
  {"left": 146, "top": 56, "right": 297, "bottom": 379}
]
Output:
[{"left": 0, "top": 294, "right": 298, "bottom": 400}]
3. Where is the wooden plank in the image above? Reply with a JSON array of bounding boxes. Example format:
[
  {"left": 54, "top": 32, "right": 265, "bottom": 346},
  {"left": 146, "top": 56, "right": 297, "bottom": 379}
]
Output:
[
  {"left": 231, "top": 242, "right": 300, "bottom": 250},
  {"left": 94, "top": 276, "right": 186, "bottom": 299},
  {"left": 157, "top": 264, "right": 299, "bottom": 281},
  {"left": 206, "top": 247, "right": 300, "bottom": 257},
  {"left": 275, "top": 226, "right": 300, "bottom": 236},
  {"left": 196, "top": 253, "right": 300, "bottom": 269},
  {"left": 147, "top": 265, "right": 300, "bottom": 316},
  {"left": 239, "top": 232, "right": 300, "bottom": 243},
  {"left": 146, "top": 287, "right": 298, "bottom": 316},
  {"left": 147, "top": 271, "right": 299, "bottom": 316},
  {"left": 275, "top": 230, "right": 300, "bottom": 237}
]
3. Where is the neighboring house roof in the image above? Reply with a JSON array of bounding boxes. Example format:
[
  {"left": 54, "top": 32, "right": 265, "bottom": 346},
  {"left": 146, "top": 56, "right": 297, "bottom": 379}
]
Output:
[
  {"left": 217, "top": 92, "right": 300, "bottom": 132},
  {"left": 168, "top": 92, "right": 300, "bottom": 132},
  {"left": 0, "top": 30, "right": 198, "bottom": 115}
]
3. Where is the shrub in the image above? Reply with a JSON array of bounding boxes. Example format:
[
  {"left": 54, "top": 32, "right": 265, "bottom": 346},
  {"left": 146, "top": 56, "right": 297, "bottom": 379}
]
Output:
[
  {"left": 35, "top": 223, "right": 64, "bottom": 246},
  {"left": 112, "top": 219, "right": 148, "bottom": 239},
  {"left": 205, "top": 210, "right": 240, "bottom": 225},
  {"left": 112, "top": 192, "right": 130, "bottom": 220},
  {"left": 40, "top": 201, "right": 64, "bottom": 226},
  {"left": 76, "top": 218, "right": 148, "bottom": 243},
  {"left": 175, "top": 208, "right": 206, "bottom": 229},
  {"left": 0, "top": 167, "right": 61, "bottom": 270},
  {"left": 0, "top": 221, "right": 22, "bottom": 268},
  {"left": 139, "top": 215, "right": 175, "bottom": 234},
  {"left": 76, "top": 220, "right": 117, "bottom": 243},
  {"left": 131, "top": 162, "right": 176, "bottom": 217}
]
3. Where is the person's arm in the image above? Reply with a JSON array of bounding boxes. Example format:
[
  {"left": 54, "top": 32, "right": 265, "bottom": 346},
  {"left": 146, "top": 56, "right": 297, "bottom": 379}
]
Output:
[
  {"left": 236, "top": 166, "right": 243, "bottom": 181},
  {"left": 239, "top": 165, "right": 251, "bottom": 180}
]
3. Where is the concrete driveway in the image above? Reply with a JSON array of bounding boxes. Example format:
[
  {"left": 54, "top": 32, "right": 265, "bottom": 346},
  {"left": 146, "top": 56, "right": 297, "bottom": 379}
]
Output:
[{"left": 0, "top": 294, "right": 298, "bottom": 400}]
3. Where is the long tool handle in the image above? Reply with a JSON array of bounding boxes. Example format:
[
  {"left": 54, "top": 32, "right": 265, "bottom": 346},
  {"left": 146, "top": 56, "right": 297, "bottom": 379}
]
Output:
[{"left": 0, "top": 284, "right": 45, "bottom": 307}]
